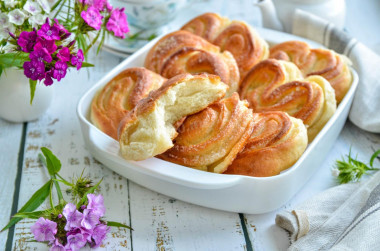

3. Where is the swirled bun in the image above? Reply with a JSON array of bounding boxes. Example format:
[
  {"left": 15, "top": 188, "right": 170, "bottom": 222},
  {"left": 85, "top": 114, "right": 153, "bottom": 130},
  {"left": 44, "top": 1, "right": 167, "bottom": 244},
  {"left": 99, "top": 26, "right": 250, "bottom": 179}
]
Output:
[
  {"left": 239, "top": 59, "right": 336, "bottom": 141},
  {"left": 91, "top": 67, "right": 166, "bottom": 139},
  {"left": 159, "top": 93, "right": 254, "bottom": 174},
  {"left": 225, "top": 111, "right": 308, "bottom": 177},
  {"left": 270, "top": 40, "right": 352, "bottom": 103},
  {"left": 181, "top": 12, "right": 269, "bottom": 78},
  {"left": 118, "top": 73, "right": 228, "bottom": 161},
  {"left": 144, "top": 30, "right": 240, "bottom": 96}
]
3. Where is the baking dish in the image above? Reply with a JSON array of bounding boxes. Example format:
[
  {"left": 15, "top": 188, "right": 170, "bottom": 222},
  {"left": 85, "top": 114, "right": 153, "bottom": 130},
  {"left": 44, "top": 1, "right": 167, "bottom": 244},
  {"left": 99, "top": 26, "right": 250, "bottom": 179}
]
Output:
[{"left": 77, "top": 28, "right": 359, "bottom": 214}]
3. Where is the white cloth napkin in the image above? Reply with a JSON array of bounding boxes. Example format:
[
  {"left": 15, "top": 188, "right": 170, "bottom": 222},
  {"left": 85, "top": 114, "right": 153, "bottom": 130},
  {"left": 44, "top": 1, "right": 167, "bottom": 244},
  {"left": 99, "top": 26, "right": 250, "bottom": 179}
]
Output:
[
  {"left": 276, "top": 170, "right": 380, "bottom": 250},
  {"left": 291, "top": 9, "right": 380, "bottom": 133}
]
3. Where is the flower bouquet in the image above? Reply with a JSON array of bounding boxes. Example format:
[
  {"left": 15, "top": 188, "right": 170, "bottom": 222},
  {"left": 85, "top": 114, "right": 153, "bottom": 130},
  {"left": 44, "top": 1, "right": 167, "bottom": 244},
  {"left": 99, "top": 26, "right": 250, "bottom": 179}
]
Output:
[
  {"left": 0, "top": 0, "right": 130, "bottom": 104},
  {"left": 1, "top": 147, "right": 131, "bottom": 250}
]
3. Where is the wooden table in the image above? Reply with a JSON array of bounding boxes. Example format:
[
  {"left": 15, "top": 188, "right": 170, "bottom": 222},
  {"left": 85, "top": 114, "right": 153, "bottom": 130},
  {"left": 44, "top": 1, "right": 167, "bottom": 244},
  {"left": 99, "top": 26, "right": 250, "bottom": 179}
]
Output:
[{"left": 1, "top": 0, "right": 380, "bottom": 250}]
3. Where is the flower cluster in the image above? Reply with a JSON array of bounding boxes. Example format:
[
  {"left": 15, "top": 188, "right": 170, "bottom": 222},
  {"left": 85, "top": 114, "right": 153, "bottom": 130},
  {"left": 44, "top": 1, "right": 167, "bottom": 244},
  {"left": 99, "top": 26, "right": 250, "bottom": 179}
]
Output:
[
  {"left": 31, "top": 194, "right": 109, "bottom": 250},
  {"left": 78, "top": 0, "right": 130, "bottom": 39},
  {"left": 13, "top": 18, "right": 84, "bottom": 86}
]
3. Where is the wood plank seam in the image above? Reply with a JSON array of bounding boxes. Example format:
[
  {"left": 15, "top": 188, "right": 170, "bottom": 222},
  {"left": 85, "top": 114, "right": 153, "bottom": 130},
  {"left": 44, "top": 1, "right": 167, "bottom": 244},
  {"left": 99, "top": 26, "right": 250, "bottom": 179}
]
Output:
[{"left": 239, "top": 213, "right": 254, "bottom": 251}]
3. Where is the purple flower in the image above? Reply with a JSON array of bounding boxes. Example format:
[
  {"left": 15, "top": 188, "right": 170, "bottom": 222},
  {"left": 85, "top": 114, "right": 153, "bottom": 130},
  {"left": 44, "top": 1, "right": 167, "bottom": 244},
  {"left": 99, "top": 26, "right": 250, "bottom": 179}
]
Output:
[
  {"left": 35, "top": 38, "right": 57, "bottom": 54},
  {"left": 23, "top": 60, "right": 45, "bottom": 81},
  {"left": 87, "top": 194, "right": 105, "bottom": 217},
  {"left": 105, "top": 0, "right": 113, "bottom": 11},
  {"left": 106, "top": 8, "right": 129, "bottom": 39},
  {"left": 93, "top": 0, "right": 106, "bottom": 10},
  {"left": 44, "top": 70, "right": 54, "bottom": 86},
  {"left": 57, "top": 47, "right": 71, "bottom": 62},
  {"left": 50, "top": 239, "right": 65, "bottom": 251},
  {"left": 71, "top": 49, "right": 84, "bottom": 70},
  {"left": 81, "top": 7, "right": 103, "bottom": 30},
  {"left": 81, "top": 209, "right": 100, "bottom": 229},
  {"left": 38, "top": 22, "right": 60, "bottom": 41},
  {"left": 66, "top": 233, "right": 87, "bottom": 251},
  {"left": 63, "top": 203, "right": 83, "bottom": 231},
  {"left": 91, "top": 224, "right": 109, "bottom": 248},
  {"left": 17, "top": 30, "right": 37, "bottom": 52},
  {"left": 52, "top": 61, "right": 68, "bottom": 82},
  {"left": 30, "top": 44, "right": 52, "bottom": 63},
  {"left": 30, "top": 217, "right": 57, "bottom": 242},
  {"left": 53, "top": 18, "right": 70, "bottom": 36}
]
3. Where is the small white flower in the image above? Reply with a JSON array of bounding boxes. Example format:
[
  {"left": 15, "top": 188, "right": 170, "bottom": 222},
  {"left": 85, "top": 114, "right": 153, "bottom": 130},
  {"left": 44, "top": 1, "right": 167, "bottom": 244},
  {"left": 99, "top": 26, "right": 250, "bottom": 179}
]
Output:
[
  {"left": 4, "top": 0, "right": 19, "bottom": 8},
  {"left": 0, "top": 25, "right": 16, "bottom": 41},
  {"left": 23, "top": 1, "right": 42, "bottom": 15},
  {"left": 8, "top": 9, "right": 27, "bottom": 26},
  {"left": 0, "top": 13, "right": 10, "bottom": 27},
  {"left": 37, "top": 0, "right": 51, "bottom": 13},
  {"left": 1, "top": 43, "right": 17, "bottom": 53},
  {"left": 331, "top": 167, "right": 340, "bottom": 177},
  {"left": 29, "top": 13, "right": 47, "bottom": 28}
]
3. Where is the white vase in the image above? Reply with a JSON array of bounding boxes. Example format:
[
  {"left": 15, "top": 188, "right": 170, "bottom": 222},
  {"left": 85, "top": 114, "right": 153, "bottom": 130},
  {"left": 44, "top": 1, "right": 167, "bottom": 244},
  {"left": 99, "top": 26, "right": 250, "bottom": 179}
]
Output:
[{"left": 0, "top": 68, "right": 54, "bottom": 123}]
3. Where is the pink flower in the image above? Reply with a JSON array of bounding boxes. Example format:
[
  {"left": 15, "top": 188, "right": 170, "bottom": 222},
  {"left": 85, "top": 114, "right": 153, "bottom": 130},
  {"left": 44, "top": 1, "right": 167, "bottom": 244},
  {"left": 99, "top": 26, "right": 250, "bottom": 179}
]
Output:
[
  {"left": 105, "top": 0, "right": 113, "bottom": 11},
  {"left": 38, "top": 21, "right": 60, "bottom": 41},
  {"left": 81, "top": 209, "right": 100, "bottom": 230},
  {"left": 35, "top": 38, "right": 57, "bottom": 54},
  {"left": 70, "top": 49, "right": 84, "bottom": 70},
  {"left": 52, "top": 61, "right": 68, "bottom": 81},
  {"left": 50, "top": 239, "right": 65, "bottom": 251},
  {"left": 66, "top": 233, "right": 87, "bottom": 251},
  {"left": 106, "top": 8, "right": 129, "bottom": 39},
  {"left": 17, "top": 30, "right": 37, "bottom": 52},
  {"left": 87, "top": 194, "right": 105, "bottom": 217},
  {"left": 91, "top": 0, "right": 106, "bottom": 10},
  {"left": 53, "top": 18, "right": 70, "bottom": 36},
  {"left": 30, "top": 217, "right": 57, "bottom": 242},
  {"left": 30, "top": 44, "right": 52, "bottom": 63},
  {"left": 91, "top": 224, "right": 109, "bottom": 248},
  {"left": 44, "top": 70, "right": 54, "bottom": 86},
  {"left": 23, "top": 60, "right": 45, "bottom": 81},
  {"left": 57, "top": 47, "right": 71, "bottom": 62},
  {"left": 81, "top": 7, "right": 103, "bottom": 30},
  {"left": 63, "top": 203, "right": 83, "bottom": 231}
]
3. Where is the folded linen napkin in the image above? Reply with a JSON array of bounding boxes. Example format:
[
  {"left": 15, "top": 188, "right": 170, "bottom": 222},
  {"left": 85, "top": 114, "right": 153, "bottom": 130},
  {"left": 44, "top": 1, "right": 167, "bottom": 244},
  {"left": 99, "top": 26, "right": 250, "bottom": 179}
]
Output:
[
  {"left": 291, "top": 9, "right": 380, "bottom": 133},
  {"left": 276, "top": 170, "right": 380, "bottom": 250}
]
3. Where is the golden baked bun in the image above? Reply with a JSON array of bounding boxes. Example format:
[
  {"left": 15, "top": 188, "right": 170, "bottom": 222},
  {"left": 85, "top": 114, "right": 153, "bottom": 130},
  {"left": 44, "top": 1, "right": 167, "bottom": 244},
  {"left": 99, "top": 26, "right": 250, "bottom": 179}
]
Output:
[
  {"left": 224, "top": 111, "right": 308, "bottom": 177},
  {"left": 239, "top": 59, "right": 336, "bottom": 141},
  {"left": 118, "top": 73, "right": 228, "bottom": 161},
  {"left": 91, "top": 67, "right": 166, "bottom": 139},
  {"left": 159, "top": 93, "right": 254, "bottom": 174},
  {"left": 144, "top": 30, "right": 239, "bottom": 96},
  {"left": 270, "top": 40, "right": 352, "bottom": 103},
  {"left": 181, "top": 12, "right": 269, "bottom": 78}
]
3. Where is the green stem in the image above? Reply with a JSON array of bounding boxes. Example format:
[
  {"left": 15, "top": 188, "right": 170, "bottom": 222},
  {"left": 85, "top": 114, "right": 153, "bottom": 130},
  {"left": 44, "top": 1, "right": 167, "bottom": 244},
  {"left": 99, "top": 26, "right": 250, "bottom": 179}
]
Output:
[
  {"left": 49, "top": 181, "right": 54, "bottom": 208},
  {"left": 53, "top": 0, "right": 67, "bottom": 20}
]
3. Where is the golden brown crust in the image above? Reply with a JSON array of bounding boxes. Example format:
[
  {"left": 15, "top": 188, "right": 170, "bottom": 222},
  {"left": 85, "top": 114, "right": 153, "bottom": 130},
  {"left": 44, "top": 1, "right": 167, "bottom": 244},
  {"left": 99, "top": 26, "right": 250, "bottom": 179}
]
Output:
[
  {"left": 224, "top": 111, "right": 308, "bottom": 177},
  {"left": 239, "top": 59, "right": 336, "bottom": 141},
  {"left": 144, "top": 30, "right": 240, "bottom": 96},
  {"left": 159, "top": 93, "right": 254, "bottom": 173},
  {"left": 90, "top": 67, "right": 166, "bottom": 139},
  {"left": 269, "top": 40, "right": 352, "bottom": 103},
  {"left": 181, "top": 13, "right": 269, "bottom": 79}
]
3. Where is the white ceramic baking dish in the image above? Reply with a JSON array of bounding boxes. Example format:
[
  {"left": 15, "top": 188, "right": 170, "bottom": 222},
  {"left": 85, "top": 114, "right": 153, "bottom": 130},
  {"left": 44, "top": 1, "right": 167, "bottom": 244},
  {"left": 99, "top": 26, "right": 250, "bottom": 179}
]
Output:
[{"left": 77, "top": 28, "right": 359, "bottom": 214}]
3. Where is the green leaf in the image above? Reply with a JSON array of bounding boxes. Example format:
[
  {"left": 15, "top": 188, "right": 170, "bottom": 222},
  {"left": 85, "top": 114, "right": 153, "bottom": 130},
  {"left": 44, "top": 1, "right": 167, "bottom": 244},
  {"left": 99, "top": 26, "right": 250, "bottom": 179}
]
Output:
[
  {"left": 0, "top": 65, "right": 3, "bottom": 77},
  {"left": 0, "top": 53, "right": 29, "bottom": 68},
  {"left": 13, "top": 210, "right": 47, "bottom": 220},
  {"left": 369, "top": 149, "right": 380, "bottom": 168},
  {"left": 77, "top": 178, "right": 103, "bottom": 207},
  {"left": 53, "top": 178, "right": 72, "bottom": 187},
  {"left": 81, "top": 62, "right": 94, "bottom": 68},
  {"left": 107, "top": 221, "right": 133, "bottom": 230},
  {"left": 1, "top": 180, "right": 52, "bottom": 232},
  {"left": 41, "top": 147, "right": 62, "bottom": 176},
  {"left": 29, "top": 79, "right": 37, "bottom": 105}
]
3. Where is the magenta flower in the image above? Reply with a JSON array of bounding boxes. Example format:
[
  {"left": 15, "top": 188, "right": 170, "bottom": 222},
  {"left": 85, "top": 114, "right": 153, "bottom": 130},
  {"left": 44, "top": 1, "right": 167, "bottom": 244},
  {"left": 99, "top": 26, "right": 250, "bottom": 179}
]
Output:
[
  {"left": 63, "top": 203, "right": 83, "bottom": 231},
  {"left": 38, "top": 22, "right": 60, "bottom": 41},
  {"left": 35, "top": 38, "right": 57, "bottom": 54},
  {"left": 106, "top": 8, "right": 129, "bottom": 39},
  {"left": 105, "top": 0, "right": 113, "bottom": 11},
  {"left": 71, "top": 49, "right": 84, "bottom": 70},
  {"left": 52, "top": 61, "right": 68, "bottom": 81},
  {"left": 30, "top": 217, "right": 57, "bottom": 242},
  {"left": 23, "top": 60, "right": 45, "bottom": 81},
  {"left": 17, "top": 30, "right": 37, "bottom": 52},
  {"left": 44, "top": 70, "right": 54, "bottom": 86},
  {"left": 91, "top": 0, "right": 106, "bottom": 10},
  {"left": 91, "top": 224, "right": 109, "bottom": 248},
  {"left": 81, "top": 7, "right": 103, "bottom": 30},
  {"left": 50, "top": 239, "right": 65, "bottom": 251},
  {"left": 57, "top": 47, "right": 71, "bottom": 62},
  {"left": 87, "top": 194, "right": 105, "bottom": 217},
  {"left": 66, "top": 233, "right": 87, "bottom": 251},
  {"left": 53, "top": 18, "right": 70, "bottom": 36},
  {"left": 30, "top": 45, "right": 52, "bottom": 63},
  {"left": 81, "top": 209, "right": 100, "bottom": 230}
]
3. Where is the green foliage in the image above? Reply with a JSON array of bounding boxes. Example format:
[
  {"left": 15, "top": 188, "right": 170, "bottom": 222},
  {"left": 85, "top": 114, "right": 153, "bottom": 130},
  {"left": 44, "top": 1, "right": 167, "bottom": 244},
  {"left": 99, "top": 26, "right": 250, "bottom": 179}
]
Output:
[{"left": 107, "top": 221, "right": 133, "bottom": 230}]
